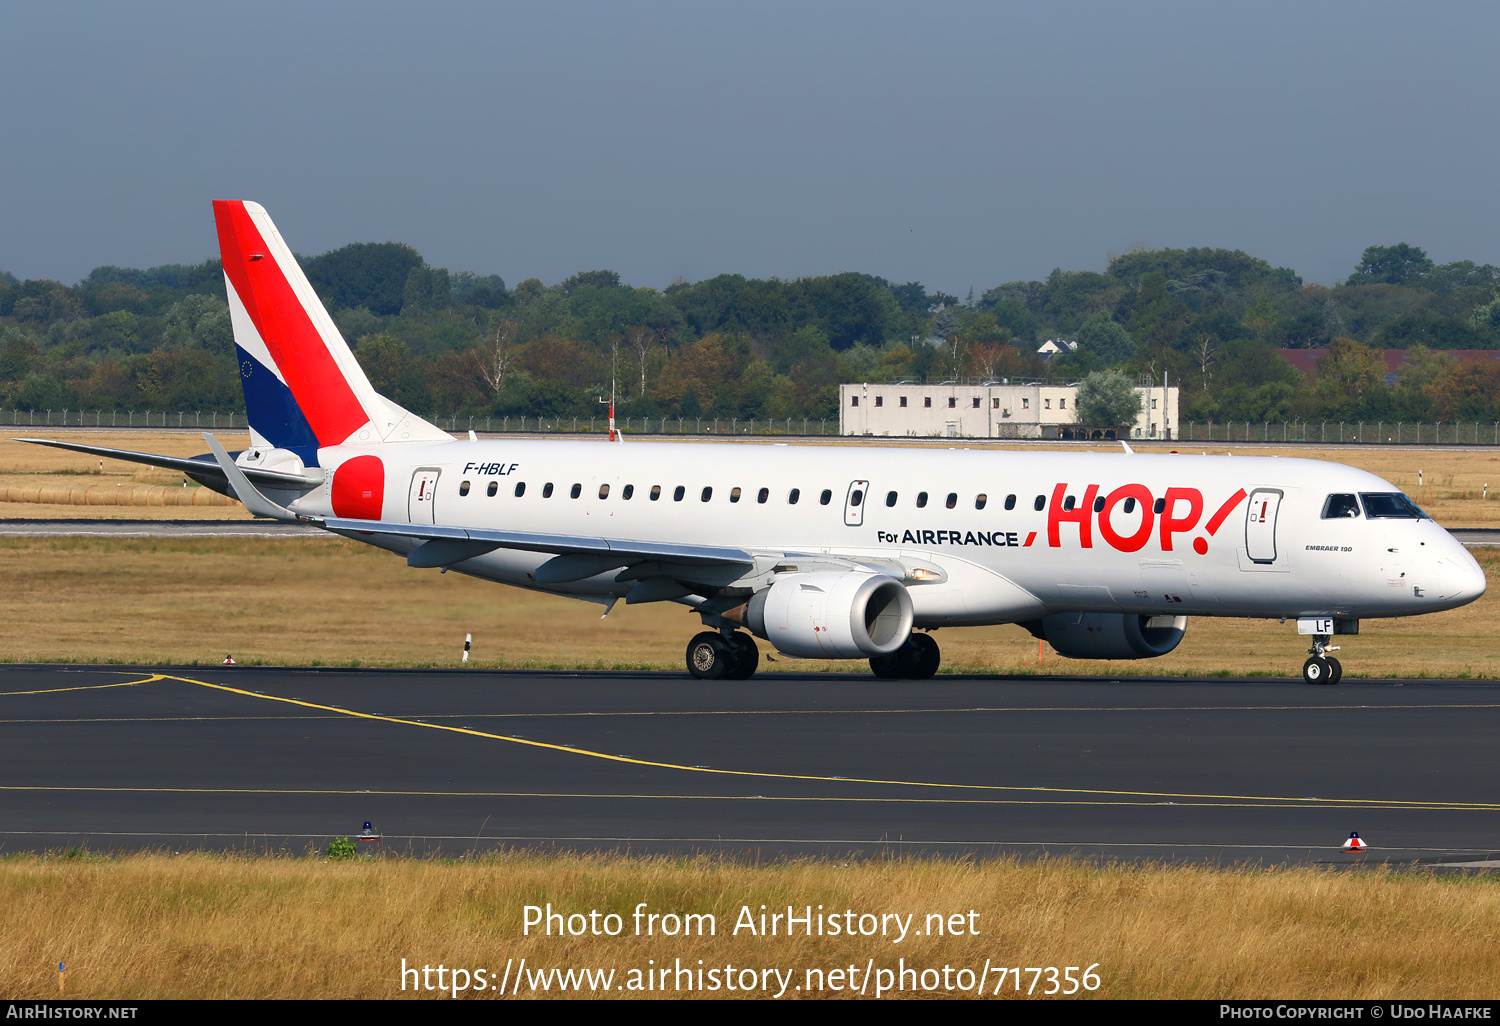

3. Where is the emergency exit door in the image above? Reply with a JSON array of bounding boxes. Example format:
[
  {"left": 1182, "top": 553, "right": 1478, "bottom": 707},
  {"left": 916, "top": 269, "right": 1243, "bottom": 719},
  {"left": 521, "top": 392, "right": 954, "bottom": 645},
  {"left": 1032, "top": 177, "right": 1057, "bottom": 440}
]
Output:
[{"left": 844, "top": 480, "right": 869, "bottom": 526}]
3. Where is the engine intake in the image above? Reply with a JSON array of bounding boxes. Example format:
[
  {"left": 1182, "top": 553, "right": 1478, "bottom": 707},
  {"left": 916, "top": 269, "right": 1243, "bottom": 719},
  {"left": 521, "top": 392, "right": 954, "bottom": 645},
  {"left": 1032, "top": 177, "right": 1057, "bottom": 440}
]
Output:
[
  {"left": 1036, "top": 612, "right": 1187, "bottom": 660},
  {"left": 740, "top": 572, "right": 914, "bottom": 659}
]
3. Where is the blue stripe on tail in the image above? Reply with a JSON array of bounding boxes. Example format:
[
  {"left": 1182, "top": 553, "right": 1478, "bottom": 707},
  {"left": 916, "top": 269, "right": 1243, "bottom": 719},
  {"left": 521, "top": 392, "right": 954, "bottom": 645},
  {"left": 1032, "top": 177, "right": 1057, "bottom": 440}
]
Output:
[{"left": 237, "top": 345, "right": 322, "bottom": 464}]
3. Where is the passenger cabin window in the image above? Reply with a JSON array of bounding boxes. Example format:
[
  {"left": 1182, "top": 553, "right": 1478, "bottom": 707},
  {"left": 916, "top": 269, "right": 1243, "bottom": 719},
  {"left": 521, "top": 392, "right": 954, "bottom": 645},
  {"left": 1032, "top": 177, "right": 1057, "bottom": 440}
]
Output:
[
  {"left": 673, "top": 486, "right": 685, "bottom": 501},
  {"left": 1322, "top": 494, "right": 1360, "bottom": 519},
  {"left": 514, "top": 482, "right": 526, "bottom": 497},
  {"left": 542, "top": 482, "right": 554, "bottom": 498},
  {"left": 916, "top": 491, "right": 929, "bottom": 508},
  {"left": 886, "top": 490, "right": 898, "bottom": 507},
  {"left": 730, "top": 487, "right": 741, "bottom": 503},
  {"left": 459, "top": 480, "right": 471, "bottom": 496},
  {"left": 1153, "top": 497, "right": 1165, "bottom": 514},
  {"left": 945, "top": 492, "right": 957, "bottom": 509},
  {"left": 570, "top": 483, "right": 582, "bottom": 499},
  {"left": 701, "top": 487, "right": 713, "bottom": 502},
  {"left": 1360, "top": 492, "right": 1428, "bottom": 519},
  {"left": 1034, "top": 495, "right": 1045, "bottom": 511},
  {"left": 650, "top": 485, "right": 661, "bottom": 501},
  {"left": 850, "top": 489, "right": 863, "bottom": 507},
  {"left": 975, "top": 493, "right": 987, "bottom": 510},
  {"left": 598, "top": 483, "right": 610, "bottom": 499},
  {"left": 622, "top": 484, "right": 634, "bottom": 499},
  {"left": 487, "top": 481, "right": 498, "bottom": 497},
  {"left": 1093, "top": 495, "right": 1105, "bottom": 513},
  {"left": 788, "top": 488, "right": 800, "bottom": 504},
  {"left": 819, "top": 489, "right": 832, "bottom": 505},
  {"left": 757, "top": 487, "right": 769, "bottom": 503},
  {"left": 1062, "top": 495, "right": 1075, "bottom": 511},
  {"left": 1123, "top": 497, "right": 1135, "bottom": 513},
  {"left": 1004, "top": 494, "right": 1016, "bottom": 510}
]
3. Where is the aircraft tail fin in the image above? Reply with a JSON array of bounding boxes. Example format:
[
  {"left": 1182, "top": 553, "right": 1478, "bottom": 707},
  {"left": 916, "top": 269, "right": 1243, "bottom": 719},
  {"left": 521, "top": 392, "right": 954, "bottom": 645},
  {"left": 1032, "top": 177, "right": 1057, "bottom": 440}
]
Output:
[{"left": 213, "top": 200, "right": 450, "bottom": 454}]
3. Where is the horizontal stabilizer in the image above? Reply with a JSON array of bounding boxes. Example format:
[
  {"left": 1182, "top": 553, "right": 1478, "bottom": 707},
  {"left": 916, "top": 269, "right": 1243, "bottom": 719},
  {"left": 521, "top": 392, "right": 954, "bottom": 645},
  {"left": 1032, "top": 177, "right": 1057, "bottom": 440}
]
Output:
[{"left": 16, "top": 437, "right": 315, "bottom": 489}]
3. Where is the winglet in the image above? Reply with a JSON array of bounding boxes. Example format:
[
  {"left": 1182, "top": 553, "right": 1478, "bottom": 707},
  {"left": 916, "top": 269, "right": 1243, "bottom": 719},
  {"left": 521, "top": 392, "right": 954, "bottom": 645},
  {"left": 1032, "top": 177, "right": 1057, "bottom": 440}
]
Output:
[
  {"left": 203, "top": 433, "right": 306, "bottom": 522},
  {"left": 1120, "top": 440, "right": 1134, "bottom": 454}
]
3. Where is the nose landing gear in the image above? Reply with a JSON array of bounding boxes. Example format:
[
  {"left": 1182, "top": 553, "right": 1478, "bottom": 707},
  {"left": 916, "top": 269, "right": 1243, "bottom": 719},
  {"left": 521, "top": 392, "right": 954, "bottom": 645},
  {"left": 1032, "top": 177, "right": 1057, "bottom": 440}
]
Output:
[{"left": 1302, "top": 634, "right": 1342, "bottom": 685}]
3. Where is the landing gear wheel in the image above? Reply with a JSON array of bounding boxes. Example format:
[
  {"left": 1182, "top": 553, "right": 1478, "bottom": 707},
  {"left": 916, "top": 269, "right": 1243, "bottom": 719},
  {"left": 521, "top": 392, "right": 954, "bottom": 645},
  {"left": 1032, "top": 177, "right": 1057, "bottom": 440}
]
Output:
[
  {"left": 1326, "top": 656, "right": 1343, "bottom": 685},
  {"left": 907, "top": 632, "right": 941, "bottom": 680},
  {"left": 686, "top": 631, "right": 731, "bottom": 680},
  {"left": 724, "top": 633, "right": 759, "bottom": 680},
  {"left": 1302, "top": 655, "right": 1334, "bottom": 685},
  {"left": 869, "top": 633, "right": 942, "bottom": 680}
]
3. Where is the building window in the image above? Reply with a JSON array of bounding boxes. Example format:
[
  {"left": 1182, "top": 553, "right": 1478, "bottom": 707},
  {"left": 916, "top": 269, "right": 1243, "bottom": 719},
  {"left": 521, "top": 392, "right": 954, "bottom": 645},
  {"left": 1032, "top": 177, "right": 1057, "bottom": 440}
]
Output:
[
  {"left": 1044, "top": 399, "right": 1051, "bottom": 409},
  {"left": 1151, "top": 398, "right": 1158, "bottom": 409},
  {"left": 1022, "top": 398, "right": 1030, "bottom": 409},
  {"left": 947, "top": 397, "right": 956, "bottom": 408},
  {"left": 875, "top": 396, "right": 883, "bottom": 407},
  {"left": 972, "top": 397, "right": 981, "bottom": 408},
  {"left": 851, "top": 396, "right": 859, "bottom": 407},
  {"left": 899, "top": 396, "right": 907, "bottom": 408},
  {"left": 992, "top": 398, "right": 1000, "bottom": 408},
  {"left": 1059, "top": 398, "right": 1066, "bottom": 409},
  {"left": 924, "top": 397, "right": 932, "bottom": 408}
]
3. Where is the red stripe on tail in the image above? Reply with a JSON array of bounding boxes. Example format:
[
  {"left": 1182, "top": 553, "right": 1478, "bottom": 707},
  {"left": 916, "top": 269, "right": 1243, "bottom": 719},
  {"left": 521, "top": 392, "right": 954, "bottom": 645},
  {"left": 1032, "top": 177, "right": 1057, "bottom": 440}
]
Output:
[{"left": 214, "top": 201, "right": 369, "bottom": 446}]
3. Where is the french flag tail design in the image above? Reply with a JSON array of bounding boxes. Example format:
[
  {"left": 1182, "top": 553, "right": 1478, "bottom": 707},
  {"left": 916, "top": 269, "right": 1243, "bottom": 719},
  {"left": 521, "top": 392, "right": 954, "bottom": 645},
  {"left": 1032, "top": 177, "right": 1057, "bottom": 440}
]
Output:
[{"left": 213, "top": 200, "right": 450, "bottom": 458}]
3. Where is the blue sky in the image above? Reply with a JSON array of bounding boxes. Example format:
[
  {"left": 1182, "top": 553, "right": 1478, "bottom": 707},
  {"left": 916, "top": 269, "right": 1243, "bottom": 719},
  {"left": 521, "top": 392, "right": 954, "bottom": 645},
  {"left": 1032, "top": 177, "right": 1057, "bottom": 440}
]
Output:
[{"left": 2, "top": 1, "right": 1497, "bottom": 293}]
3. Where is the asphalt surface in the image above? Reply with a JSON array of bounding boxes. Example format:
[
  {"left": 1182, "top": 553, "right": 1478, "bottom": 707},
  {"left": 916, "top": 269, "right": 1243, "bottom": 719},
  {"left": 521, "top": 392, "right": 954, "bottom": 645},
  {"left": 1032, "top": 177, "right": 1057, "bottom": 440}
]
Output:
[{"left": 3, "top": 664, "right": 1500, "bottom": 865}]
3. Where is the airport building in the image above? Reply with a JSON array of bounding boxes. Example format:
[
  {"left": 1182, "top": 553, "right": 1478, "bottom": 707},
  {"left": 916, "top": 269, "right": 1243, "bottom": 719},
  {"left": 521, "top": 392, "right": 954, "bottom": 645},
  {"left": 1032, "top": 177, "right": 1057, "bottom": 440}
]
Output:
[{"left": 838, "top": 380, "right": 1180, "bottom": 440}]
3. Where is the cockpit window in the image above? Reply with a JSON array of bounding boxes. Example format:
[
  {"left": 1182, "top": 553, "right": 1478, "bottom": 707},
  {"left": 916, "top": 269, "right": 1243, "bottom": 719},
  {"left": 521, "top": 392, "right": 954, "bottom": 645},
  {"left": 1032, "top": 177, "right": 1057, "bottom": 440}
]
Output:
[
  {"left": 1322, "top": 494, "right": 1361, "bottom": 519},
  {"left": 1360, "top": 492, "right": 1429, "bottom": 519}
]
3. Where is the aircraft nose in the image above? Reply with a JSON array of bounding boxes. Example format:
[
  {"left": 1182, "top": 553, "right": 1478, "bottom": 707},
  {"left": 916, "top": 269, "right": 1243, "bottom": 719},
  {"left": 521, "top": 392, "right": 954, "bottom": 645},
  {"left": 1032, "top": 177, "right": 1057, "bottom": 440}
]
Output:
[{"left": 1437, "top": 545, "right": 1488, "bottom": 605}]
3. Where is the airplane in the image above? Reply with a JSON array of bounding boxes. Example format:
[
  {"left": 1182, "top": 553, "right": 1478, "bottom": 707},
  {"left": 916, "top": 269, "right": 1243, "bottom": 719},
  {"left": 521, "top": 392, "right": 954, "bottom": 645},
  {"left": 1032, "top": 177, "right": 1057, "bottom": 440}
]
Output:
[{"left": 20, "top": 201, "right": 1489, "bottom": 685}]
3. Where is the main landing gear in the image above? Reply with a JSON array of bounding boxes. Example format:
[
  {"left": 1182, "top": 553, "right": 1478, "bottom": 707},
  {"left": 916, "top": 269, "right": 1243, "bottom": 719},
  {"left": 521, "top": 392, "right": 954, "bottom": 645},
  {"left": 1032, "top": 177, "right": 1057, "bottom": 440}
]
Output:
[
  {"left": 869, "top": 632, "right": 941, "bottom": 680},
  {"left": 686, "top": 630, "right": 759, "bottom": 680},
  {"left": 1302, "top": 634, "right": 1343, "bottom": 685}
]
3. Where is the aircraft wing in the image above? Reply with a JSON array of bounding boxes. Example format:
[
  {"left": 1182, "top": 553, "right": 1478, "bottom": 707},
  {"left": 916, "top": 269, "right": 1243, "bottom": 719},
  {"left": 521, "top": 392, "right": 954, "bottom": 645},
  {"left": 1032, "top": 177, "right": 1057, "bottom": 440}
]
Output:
[
  {"left": 16, "top": 437, "right": 315, "bottom": 489},
  {"left": 322, "top": 515, "right": 757, "bottom": 573}
]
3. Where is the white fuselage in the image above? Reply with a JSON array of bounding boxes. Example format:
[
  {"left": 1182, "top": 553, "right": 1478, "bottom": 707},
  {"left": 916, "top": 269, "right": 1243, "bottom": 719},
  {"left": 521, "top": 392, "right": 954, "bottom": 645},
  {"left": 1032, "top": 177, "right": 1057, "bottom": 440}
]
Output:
[{"left": 288, "top": 440, "right": 1487, "bottom": 625}]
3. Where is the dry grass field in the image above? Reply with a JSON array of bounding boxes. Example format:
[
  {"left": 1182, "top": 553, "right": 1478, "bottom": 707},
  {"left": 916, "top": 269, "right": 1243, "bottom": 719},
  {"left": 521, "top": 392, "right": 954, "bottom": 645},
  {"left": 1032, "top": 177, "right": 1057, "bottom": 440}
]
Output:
[
  {"left": 0, "top": 536, "right": 1494, "bottom": 677},
  {"left": 0, "top": 431, "right": 1496, "bottom": 675},
  {"left": 2, "top": 851, "right": 1498, "bottom": 1000},
  {"left": 1, "top": 431, "right": 1498, "bottom": 526}
]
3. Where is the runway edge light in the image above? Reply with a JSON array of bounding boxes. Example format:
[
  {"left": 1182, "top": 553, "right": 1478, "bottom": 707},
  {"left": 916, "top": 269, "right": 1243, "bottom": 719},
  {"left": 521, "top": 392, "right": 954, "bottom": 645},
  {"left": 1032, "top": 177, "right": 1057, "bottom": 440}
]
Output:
[
  {"left": 1343, "top": 831, "right": 1367, "bottom": 851},
  {"left": 357, "top": 821, "right": 380, "bottom": 855}
]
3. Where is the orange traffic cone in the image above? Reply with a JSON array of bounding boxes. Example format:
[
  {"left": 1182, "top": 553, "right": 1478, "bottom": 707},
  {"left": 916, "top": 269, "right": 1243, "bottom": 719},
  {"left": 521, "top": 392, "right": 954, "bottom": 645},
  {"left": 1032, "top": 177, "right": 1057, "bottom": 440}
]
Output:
[{"left": 1342, "top": 831, "right": 1366, "bottom": 851}]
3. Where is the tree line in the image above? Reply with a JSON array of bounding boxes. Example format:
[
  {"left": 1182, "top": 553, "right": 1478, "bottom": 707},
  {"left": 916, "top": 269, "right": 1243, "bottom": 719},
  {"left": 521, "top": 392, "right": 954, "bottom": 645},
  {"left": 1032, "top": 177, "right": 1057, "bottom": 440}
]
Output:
[{"left": 2, "top": 239, "right": 1499, "bottom": 425}]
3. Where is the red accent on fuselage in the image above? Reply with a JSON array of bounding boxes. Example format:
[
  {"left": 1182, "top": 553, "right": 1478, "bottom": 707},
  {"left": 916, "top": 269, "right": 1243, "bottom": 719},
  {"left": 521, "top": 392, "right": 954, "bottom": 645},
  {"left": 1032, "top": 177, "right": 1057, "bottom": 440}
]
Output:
[
  {"left": 213, "top": 201, "right": 370, "bottom": 446},
  {"left": 1205, "top": 488, "right": 1248, "bottom": 536},
  {"left": 331, "top": 454, "right": 385, "bottom": 521}
]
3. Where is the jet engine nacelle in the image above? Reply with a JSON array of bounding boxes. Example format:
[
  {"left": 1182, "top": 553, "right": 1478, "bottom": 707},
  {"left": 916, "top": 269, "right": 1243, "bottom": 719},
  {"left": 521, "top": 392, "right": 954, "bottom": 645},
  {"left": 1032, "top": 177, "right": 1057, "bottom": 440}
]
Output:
[
  {"left": 742, "top": 572, "right": 914, "bottom": 659},
  {"left": 1039, "top": 612, "right": 1187, "bottom": 660}
]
